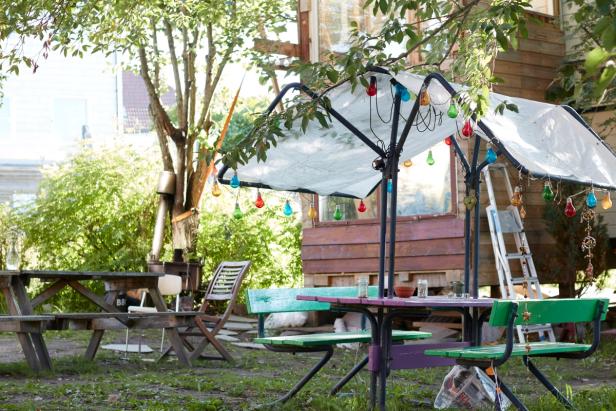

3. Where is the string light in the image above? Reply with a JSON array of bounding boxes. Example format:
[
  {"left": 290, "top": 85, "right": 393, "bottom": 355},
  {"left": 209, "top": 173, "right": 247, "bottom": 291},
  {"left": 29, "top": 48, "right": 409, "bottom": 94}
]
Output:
[
  {"left": 444, "top": 137, "right": 452, "bottom": 146},
  {"left": 255, "top": 190, "right": 264, "bottom": 208},
  {"left": 485, "top": 143, "right": 497, "bottom": 164},
  {"left": 542, "top": 182, "right": 554, "bottom": 202},
  {"left": 602, "top": 192, "right": 612, "bottom": 210},
  {"left": 511, "top": 186, "right": 522, "bottom": 207},
  {"left": 333, "top": 205, "right": 343, "bottom": 220},
  {"left": 462, "top": 120, "right": 473, "bottom": 137},
  {"left": 358, "top": 200, "right": 367, "bottom": 213},
  {"left": 367, "top": 76, "right": 377, "bottom": 97},
  {"left": 283, "top": 200, "right": 293, "bottom": 216},
  {"left": 564, "top": 197, "right": 577, "bottom": 218},
  {"left": 403, "top": 159, "right": 413, "bottom": 167},
  {"left": 586, "top": 190, "right": 597, "bottom": 209},
  {"left": 230, "top": 171, "right": 240, "bottom": 189},
  {"left": 426, "top": 150, "right": 435, "bottom": 166},
  {"left": 447, "top": 103, "right": 458, "bottom": 118},
  {"left": 233, "top": 202, "right": 243, "bottom": 219},
  {"left": 308, "top": 203, "right": 317, "bottom": 219},
  {"left": 420, "top": 89, "right": 431, "bottom": 106},
  {"left": 212, "top": 181, "right": 222, "bottom": 197},
  {"left": 387, "top": 179, "right": 393, "bottom": 193}
]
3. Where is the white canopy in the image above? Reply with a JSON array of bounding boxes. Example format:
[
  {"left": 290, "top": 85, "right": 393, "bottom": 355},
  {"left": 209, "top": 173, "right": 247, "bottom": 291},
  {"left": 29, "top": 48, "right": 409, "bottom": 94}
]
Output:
[{"left": 221, "top": 69, "right": 616, "bottom": 197}]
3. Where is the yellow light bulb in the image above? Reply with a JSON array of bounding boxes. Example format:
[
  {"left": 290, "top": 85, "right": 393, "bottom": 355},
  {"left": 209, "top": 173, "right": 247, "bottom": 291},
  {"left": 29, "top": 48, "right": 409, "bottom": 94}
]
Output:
[
  {"left": 420, "top": 90, "right": 431, "bottom": 106},
  {"left": 308, "top": 204, "right": 317, "bottom": 219},
  {"left": 403, "top": 159, "right": 413, "bottom": 167},
  {"left": 602, "top": 192, "right": 612, "bottom": 210},
  {"left": 212, "top": 181, "right": 222, "bottom": 197}
]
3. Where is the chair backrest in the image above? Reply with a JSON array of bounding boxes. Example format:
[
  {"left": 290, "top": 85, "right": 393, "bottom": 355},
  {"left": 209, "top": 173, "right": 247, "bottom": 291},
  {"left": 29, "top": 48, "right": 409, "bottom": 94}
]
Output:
[
  {"left": 246, "top": 286, "right": 379, "bottom": 315},
  {"left": 204, "top": 261, "right": 251, "bottom": 302},
  {"left": 158, "top": 274, "right": 182, "bottom": 296},
  {"left": 489, "top": 298, "right": 609, "bottom": 327}
]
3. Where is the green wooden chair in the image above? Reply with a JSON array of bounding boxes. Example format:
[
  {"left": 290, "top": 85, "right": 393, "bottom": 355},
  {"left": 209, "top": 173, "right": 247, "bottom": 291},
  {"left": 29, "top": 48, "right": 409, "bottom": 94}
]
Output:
[{"left": 425, "top": 298, "right": 609, "bottom": 410}]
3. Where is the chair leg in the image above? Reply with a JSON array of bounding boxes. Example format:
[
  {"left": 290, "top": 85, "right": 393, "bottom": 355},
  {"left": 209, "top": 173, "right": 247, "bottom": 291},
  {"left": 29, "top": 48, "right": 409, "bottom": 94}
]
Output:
[
  {"left": 330, "top": 354, "right": 369, "bottom": 396},
  {"left": 523, "top": 357, "right": 575, "bottom": 410},
  {"left": 160, "top": 328, "right": 165, "bottom": 353}
]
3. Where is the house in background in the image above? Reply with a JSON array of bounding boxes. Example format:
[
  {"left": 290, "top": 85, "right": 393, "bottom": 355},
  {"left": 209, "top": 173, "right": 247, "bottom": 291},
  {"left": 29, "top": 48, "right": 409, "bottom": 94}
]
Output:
[
  {"left": 0, "top": 43, "right": 168, "bottom": 207},
  {"left": 282, "top": 0, "right": 616, "bottom": 291}
]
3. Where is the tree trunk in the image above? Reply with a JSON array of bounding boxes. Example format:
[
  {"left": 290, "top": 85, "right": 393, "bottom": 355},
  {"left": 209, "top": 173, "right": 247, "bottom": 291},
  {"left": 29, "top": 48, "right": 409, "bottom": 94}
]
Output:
[{"left": 558, "top": 281, "right": 575, "bottom": 298}]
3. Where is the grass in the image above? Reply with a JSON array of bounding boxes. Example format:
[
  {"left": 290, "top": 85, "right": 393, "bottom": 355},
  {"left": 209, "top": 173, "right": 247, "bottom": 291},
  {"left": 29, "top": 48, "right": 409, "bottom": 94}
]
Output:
[{"left": 0, "top": 331, "right": 616, "bottom": 410}]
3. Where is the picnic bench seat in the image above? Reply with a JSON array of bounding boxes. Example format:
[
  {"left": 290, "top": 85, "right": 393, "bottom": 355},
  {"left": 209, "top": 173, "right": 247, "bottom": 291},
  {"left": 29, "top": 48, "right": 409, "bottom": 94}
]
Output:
[
  {"left": 425, "top": 298, "right": 608, "bottom": 411},
  {"left": 247, "top": 286, "right": 431, "bottom": 403},
  {"left": 49, "top": 311, "right": 207, "bottom": 330},
  {"left": 0, "top": 315, "right": 54, "bottom": 332}
]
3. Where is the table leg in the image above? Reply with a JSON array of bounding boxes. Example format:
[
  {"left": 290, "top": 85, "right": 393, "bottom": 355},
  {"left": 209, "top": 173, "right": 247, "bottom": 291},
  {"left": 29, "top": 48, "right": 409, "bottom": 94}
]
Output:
[
  {"left": 148, "top": 287, "right": 191, "bottom": 367},
  {"left": 85, "top": 290, "right": 117, "bottom": 360},
  {"left": 6, "top": 277, "right": 52, "bottom": 370},
  {"left": 378, "top": 309, "right": 389, "bottom": 411}
]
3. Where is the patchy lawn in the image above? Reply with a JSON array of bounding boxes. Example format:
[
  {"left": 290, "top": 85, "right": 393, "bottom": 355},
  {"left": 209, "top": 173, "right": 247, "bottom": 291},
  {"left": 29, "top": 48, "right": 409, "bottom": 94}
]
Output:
[{"left": 0, "top": 330, "right": 615, "bottom": 410}]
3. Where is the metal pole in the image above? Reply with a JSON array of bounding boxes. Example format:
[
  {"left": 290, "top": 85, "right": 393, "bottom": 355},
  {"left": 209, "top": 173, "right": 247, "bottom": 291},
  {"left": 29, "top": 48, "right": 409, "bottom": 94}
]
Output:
[
  {"left": 387, "top": 92, "right": 402, "bottom": 298},
  {"left": 377, "top": 171, "right": 388, "bottom": 299}
]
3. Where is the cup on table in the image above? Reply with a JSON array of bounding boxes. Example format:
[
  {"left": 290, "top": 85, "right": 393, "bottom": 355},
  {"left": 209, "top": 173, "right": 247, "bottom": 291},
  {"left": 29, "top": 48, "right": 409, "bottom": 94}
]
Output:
[
  {"left": 357, "top": 277, "right": 369, "bottom": 298},
  {"left": 417, "top": 279, "right": 428, "bottom": 298},
  {"left": 450, "top": 281, "right": 464, "bottom": 298}
]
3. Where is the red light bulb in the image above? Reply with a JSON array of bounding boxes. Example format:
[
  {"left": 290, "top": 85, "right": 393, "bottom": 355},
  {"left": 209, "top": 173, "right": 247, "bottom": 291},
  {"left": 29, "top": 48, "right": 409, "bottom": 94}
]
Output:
[
  {"left": 444, "top": 136, "right": 452, "bottom": 146},
  {"left": 564, "top": 197, "right": 576, "bottom": 218},
  {"left": 462, "top": 120, "right": 473, "bottom": 137},
  {"left": 358, "top": 199, "right": 367, "bottom": 213},
  {"left": 367, "top": 76, "right": 377, "bottom": 97},
  {"left": 255, "top": 191, "right": 264, "bottom": 208}
]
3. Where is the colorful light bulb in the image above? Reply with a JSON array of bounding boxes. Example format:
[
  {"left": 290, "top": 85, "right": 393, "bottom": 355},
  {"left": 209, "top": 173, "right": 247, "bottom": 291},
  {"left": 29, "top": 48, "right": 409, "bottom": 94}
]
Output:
[
  {"left": 426, "top": 150, "right": 435, "bottom": 166},
  {"left": 308, "top": 203, "right": 317, "bottom": 219},
  {"left": 511, "top": 186, "right": 522, "bottom": 207},
  {"left": 401, "top": 88, "right": 411, "bottom": 102},
  {"left": 420, "top": 89, "right": 430, "bottom": 106},
  {"left": 212, "top": 181, "right": 222, "bottom": 197},
  {"left": 358, "top": 200, "right": 367, "bottom": 213},
  {"left": 520, "top": 206, "right": 527, "bottom": 219},
  {"left": 447, "top": 103, "right": 458, "bottom": 118},
  {"left": 283, "top": 200, "right": 293, "bottom": 216},
  {"left": 387, "top": 179, "right": 393, "bottom": 193},
  {"left": 255, "top": 190, "right": 264, "bottom": 208},
  {"left": 542, "top": 182, "right": 554, "bottom": 202},
  {"left": 403, "top": 159, "right": 413, "bottom": 167},
  {"left": 586, "top": 190, "right": 597, "bottom": 209},
  {"left": 602, "top": 192, "right": 612, "bottom": 210},
  {"left": 230, "top": 171, "right": 240, "bottom": 189},
  {"left": 444, "top": 137, "right": 452, "bottom": 146},
  {"left": 485, "top": 143, "right": 497, "bottom": 164},
  {"left": 333, "top": 205, "right": 343, "bottom": 221},
  {"left": 367, "top": 76, "right": 377, "bottom": 97},
  {"left": 564, "top": 197, "right": 576, "bottom": 218},
  {"left": 462, "top": 120, "right": 473, "bottom": 137},
  {"left": 233, "top": 202, "right": 243, "bottom": 219}
]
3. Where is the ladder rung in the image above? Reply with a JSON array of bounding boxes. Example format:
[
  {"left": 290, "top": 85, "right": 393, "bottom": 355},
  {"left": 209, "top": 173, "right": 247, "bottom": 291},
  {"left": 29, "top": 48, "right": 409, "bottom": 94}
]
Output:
[
  {"left": 506, "top": 253, "right": 532, "bottom": 259},
  {"left": 519, "top": 325, "right": 553, "bottom": 332},
  {"left": 511, "top": 277, "right": 540, "bottom": 285}
]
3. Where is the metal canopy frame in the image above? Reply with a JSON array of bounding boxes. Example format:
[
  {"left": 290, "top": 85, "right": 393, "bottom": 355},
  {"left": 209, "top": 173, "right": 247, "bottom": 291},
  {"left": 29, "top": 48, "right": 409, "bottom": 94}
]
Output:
[{"left": 218, "top": 67, "right": 609, "bottom": 300}]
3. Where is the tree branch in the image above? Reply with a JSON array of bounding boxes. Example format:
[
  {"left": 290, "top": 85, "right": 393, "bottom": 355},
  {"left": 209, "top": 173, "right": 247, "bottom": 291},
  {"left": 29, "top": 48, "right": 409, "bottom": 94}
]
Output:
[
  {"left": 151, "top": 18, "right": 160, "bottom": 92},
  {"left": 197, "top": 23, "right": 216, "bottom": 130},
  {"left": 164, "top": 18, "right": 185, "bottom": 134}
]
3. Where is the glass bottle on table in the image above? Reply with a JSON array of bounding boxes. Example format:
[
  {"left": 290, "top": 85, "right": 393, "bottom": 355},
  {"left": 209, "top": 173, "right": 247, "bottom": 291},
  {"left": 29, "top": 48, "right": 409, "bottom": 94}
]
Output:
[
  {"left": 417, "top": 279, "right": 428, "bottom": 298},
  {"left": 5, "top": 237, "right": 19, "bottom": 270}
]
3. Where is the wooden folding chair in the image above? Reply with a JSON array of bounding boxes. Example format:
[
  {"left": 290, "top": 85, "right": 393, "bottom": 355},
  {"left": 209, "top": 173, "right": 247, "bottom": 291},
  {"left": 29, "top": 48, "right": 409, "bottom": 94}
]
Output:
[{"left": 166, "top": 261, "right": 251, "bottom": 363}]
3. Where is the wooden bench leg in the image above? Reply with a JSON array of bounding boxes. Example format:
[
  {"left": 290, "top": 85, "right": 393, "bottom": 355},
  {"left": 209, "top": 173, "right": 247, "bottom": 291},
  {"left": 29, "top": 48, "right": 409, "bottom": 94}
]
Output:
[
  {"left": 148, "top": 288, "right": 191, "bottom": 367},
  {"left": 523, "top": 357, "right": 574, "bottom": 410},
  {"left": 30, "top": 332, "right": 52, "bottom": 370}
]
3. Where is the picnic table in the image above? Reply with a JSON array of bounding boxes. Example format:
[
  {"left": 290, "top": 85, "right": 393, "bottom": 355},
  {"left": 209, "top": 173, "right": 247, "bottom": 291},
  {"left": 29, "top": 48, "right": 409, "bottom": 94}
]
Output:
[
  {"left": 0, "top": 270, "right": 195, "bottom": 370},
  {"left": 296, "top": 294, "right": 495, "bottom": 410}
]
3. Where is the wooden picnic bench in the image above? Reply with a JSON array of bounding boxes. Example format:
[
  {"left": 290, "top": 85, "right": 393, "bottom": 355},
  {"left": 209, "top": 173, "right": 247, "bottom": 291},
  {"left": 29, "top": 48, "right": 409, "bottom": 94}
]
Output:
[
  {"left": 425, "top": 298, "right": 609, "bottom": 410},
  {"left": 246, "top": 286, "right": 432, "bottom": 403}
]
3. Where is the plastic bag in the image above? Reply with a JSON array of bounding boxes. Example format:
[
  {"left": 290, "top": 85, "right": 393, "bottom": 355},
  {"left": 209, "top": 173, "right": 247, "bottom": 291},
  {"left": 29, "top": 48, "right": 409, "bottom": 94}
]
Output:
[{"left": 434, "top": 365, "right": 511, "bottom": 409}]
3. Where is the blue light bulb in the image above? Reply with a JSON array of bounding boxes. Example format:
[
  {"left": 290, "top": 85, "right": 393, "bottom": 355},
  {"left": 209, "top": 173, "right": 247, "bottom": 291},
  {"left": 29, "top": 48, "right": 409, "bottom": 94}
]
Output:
[
  {"left": 283, "top": 200, "right": 293, "bottom": 216},
  {"left": 230, "top": 172, "right": 240, "bottom": 189},
  {"left": 485, "top": 146, "right": 497, "bottom": 164},
  {"left": 395, "top": 84, "right": 411, "bottom": 102},
  {"left": 586, "top": 190, "right": 597, "bottom": 208},
  {"left": 387, "top": 179, "right": 393, "bottom": 193}
]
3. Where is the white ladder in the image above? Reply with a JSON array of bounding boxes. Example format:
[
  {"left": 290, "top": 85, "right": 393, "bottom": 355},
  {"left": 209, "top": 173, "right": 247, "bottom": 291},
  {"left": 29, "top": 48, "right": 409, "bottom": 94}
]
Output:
[{"left": 482, "top": 163, "right": 555, "bottom": 343}]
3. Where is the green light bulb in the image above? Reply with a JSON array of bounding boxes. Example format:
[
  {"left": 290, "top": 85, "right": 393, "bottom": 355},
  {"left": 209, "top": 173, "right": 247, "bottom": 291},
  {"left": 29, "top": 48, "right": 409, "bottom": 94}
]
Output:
[
  {"left": 233, "top": 202, "right": 243, "bottom": 219},
  {"left": 447, "top": 103, "right": 458, "bottom": 118},
  {"left": 426, "top": 150, "right": 435, "bottom": 166},
  {"left": 333, "top": 205, "right": 343, "bottom": 221},
  {"left": 542, "top": 182, "right": 554, "bottom": 202}
]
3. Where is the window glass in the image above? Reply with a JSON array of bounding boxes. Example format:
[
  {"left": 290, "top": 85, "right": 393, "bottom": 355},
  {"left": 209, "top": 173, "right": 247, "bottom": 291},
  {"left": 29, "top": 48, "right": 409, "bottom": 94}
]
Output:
[
  {"left": 54, "top": 98, "right": 88, "bottom": 142},
  {"left": 0, "top": 98, "right": 11, "bottom": 138}
]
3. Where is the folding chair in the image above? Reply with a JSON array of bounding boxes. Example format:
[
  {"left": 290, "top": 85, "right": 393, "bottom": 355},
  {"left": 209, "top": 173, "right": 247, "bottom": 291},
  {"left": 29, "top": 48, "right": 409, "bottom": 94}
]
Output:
[{"left": 163, "top": 261, "right": 251, "bottom": 362}]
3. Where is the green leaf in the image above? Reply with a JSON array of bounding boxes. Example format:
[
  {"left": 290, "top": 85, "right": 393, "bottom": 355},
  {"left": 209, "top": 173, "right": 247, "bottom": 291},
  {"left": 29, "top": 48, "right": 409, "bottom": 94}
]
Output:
[
  {"left": 594, "top": 64, "right": 616, "bottom": 97},
  {"left": 584, "top": 47, "right": 610, "bottom": 75},
  {"left": 596, "top": 0, "right": 611, "bottom": 15}
]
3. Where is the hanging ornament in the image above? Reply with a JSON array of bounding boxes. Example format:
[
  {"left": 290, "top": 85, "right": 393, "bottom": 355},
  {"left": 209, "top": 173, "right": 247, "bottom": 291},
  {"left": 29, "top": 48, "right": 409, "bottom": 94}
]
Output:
[
  {"left": 581, "top": 209, "right": 597, "bottom": 280},
  {"left": 419, "top": 89, "right": 430, "bottom": 106},
  {"left": 230, "top": 171, "right": 240, "bottom": 189},
  {"left": 403, "top": 159, "right": 413, "bottom": 167},
  {"left": 358, "top": 199, "right": 367, "bottom": 213},
  {"left": 602, "top": 192, "right": 612, "bottom": 210},
  {"left": 586, "top": 190, "right": 597, "bottom": 209},
  {"left": 426, "top": 150, "right": 435, "bottom": 166},
  {"left": 461, "top": 120, "right": 473, "bottom": 137},
  {"left": 485, "top": 143, "right": 497, "bottom": 164},
  {"left": 387, "top": 179, "right": 393, "bottom": 193},
  {"left": 519, "top": 206, "right": 527, "bottom": 219},
  {"left": 542, "top": 182, "right": 554, "bottom": 202},
  {"left": 464, "top": 195, "right": 477, "bottom": 210},
  {"left": 307, "top": 203, "right": 317, "bottom": 219},
  {"left": 395, "top": 83, "right": 411, "bottom": 102},
  {"left": 564, "top": 197, "right": 577, "bottom": 218},
  {"left": 367, "top": 76, "right": 377, "bottom": 97},
  {"left": 255, "top": 190, "right": 264, "bottom": 208},
  {"left": 333, "top": 205, "right": 343, "bottom": 221},
  {"left": 444, "top": 136, "right": 452, "bottom": 146},
  {"left": 283, "top": 200, "right": 293, "bottom": 216},
  {"left": 212, "top": 181, "right": 222, "bottom": 197},
  {"left": 233, "top": 202, "right": 243, "bottom": 219},
  {"left": 510, "top": 186, "right": 522, "bottom": 207},
  {"left": 447, "top": 103, "right": 458, "bottom": 118}
]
